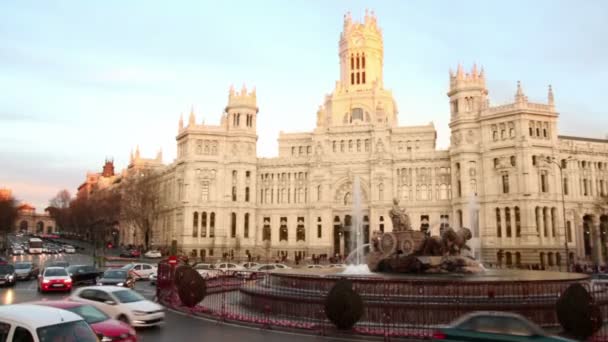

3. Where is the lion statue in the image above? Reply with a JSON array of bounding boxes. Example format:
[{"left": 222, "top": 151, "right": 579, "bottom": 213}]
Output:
[{"left": 441, "top": 227, "right": 472, "bottom": 256}]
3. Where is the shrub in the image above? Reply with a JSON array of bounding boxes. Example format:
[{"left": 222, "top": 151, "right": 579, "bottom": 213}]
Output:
[{"left": 324, "top": 279, "right": 363, "bottom": 330}]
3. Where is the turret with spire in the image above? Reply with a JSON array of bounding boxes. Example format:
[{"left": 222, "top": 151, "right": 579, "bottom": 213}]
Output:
[
  {"left": 188, "top": 107, "right": 196, "bottom": 127},
  {"left": 548, "top": 84, "right": 554, "bottom": 107},
  {"left": 448, "top": 63, "right": 488, "bottom": 119},
  {"left": 178, "top": 113, "right": 184, "bottom": 131},
  {"left": 515, "top": 81, "right": 528, "bottom": 103}
]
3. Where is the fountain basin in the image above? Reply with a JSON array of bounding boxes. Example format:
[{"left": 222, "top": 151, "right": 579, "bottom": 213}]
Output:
[{"left": 239, "top": 268, "right": 603, "bottom": 329}]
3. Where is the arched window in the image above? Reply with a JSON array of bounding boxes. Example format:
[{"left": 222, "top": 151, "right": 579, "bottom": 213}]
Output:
[
  {"left": 201, "top": 212, "right": 207, "bottom": 237},
  {"left": 279, "top": 217, "right": 288, "bottom": 241},
  {"left": 245, "top": 187, "right": 250, "bottom": 202},
  {"left": 317, "top": 185, "right": 322, "bottom": 201},
  {"left": 361, "top": 53, "right": 365, "bottom": 68},
  {"left": 244, "top": 213, "right": 250, "bottom": 239},
  {"left": 566, "top": 221, "right": 572, "bottom": 242},
  {"left": 192, "top": 212, "right": 198, "bottom": 237},
  {"left": 297, "top": 217, "right": 305, "bottom": 242},
  {"left": 551, "top": 207, "right": 557, "bottom": 237},
  {"left": 356, "top": 72, "right": 360, "bottom": 84},
  {"left": 515, "top": 207, "right": 521, "bottom": 237},
  {"left": 362, "top": 72, "right": 366, "bottom": 84},
  {"left": 379, "top": 216, "right": 384, "bottom": 233},
  {"left": 350, "top": 55, "right": 354, "bottom": 69},
  {"left": 496, "top": 208, "right": 502, "bottom": 238},
  {"left": 505, "top": 207, "right": 512, "bottom": 237},
  {"left": 543, "top": 207, "right": 549, "bottom": 237},
  {"left": 232, "top": 186, "right": 237, "bottom": 202},
  {"left": 317, "top": 217, "right": 322, "bottom": 238},
  {"left": 262, "top": 217, "right": 271, "bottom": 241},
  {"left": 210, "top": 212, "right": 215, "bottom": 238},
  {"left": 535, "top": 206, "right": 541, "bottom": 233},
  {"left": 356, "top": 54, "right": 360, "bottom": 69},
  {"left": 231, "top": 212, "right": 237, "bottom": 238}
]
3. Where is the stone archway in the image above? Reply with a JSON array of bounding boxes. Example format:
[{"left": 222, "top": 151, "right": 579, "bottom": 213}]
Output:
[{"left": 19, "top": 220, "right": 28, "bottom": 232}]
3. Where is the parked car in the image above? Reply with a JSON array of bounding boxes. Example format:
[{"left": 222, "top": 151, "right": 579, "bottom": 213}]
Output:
[
  {"left": 119, "top": 249, "right": 141, "bottom": 258},
  {"left": 252, "top": 263, "right": 291, "bottom": 272},
  {"left": 214, "top": 263, "right": 245, "bottom": 272},
  {"left": 64, "top": 245, "right": 76, "bottom": 254},
  {"left": 68, "top": 265, "right": 104, "bottom": 285},
  {"left": 38, "top": 266, "right": 72, "bottom": 293},
  {"left": 326, "top": 264, "right": 347, "bottom": 268},
  {"left": 306, "top": 265, "right": 324, "bottom": 269},
  {"left": 71, "top": 286, "right": 165, "bottom": 327},
  {"left": 120, "top": 263, "right": 157, "bottom": 280},
  {"left": 98, "top": 269, "right": 135, "bottom": 288},
  {"left": 193, "top": 263, "right": 214, "bottom": 270},
  {"left": 0, "top": 264, "right": 16, "bottom": 287},
  {"left": 13, "top": 261, "right": 39, "bottom": 280},
  {"left": 31, "top": 300, "right": 137, "bottom": 342},
  {"left": 0, "top": 304, "right": 99, "bottom": 342},
  {"left": 149, "top": 272, "right": 157, "bottom": 285},
  {"left": 432, "top": 311, "right": 576, "bottom": 341},
  {"left": 240, "top": 262, "right": 260, "bottom": 269},
  {"left": 10, "top": 246, "right": 24, "bottom": 255},
  {"left": 144, "top": 250, "right": 162, "bottom": 258}
]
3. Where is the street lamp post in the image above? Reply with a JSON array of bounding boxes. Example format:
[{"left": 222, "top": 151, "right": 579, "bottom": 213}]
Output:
[{"left": 544, "top": 156, "right": 571, "bottom": 271}]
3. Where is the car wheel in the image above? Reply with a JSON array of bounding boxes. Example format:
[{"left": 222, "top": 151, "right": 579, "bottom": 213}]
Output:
[{"left": 117, "top": 315, "right": 130, "bottom": 324}]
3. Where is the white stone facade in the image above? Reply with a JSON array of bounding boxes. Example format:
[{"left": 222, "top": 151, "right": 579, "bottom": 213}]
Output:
[{"left": 143, "top": 12, "right": 608, "bottom": 267}]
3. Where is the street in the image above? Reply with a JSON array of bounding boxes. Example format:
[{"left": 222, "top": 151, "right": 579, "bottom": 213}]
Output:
[{"left": 1, "top": 243, "right": 349, "bottom": 342}]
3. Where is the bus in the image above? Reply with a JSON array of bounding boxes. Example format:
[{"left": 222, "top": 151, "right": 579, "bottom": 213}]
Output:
[{"left": 28, "top": 238, "right": 43, "bottom": 254}]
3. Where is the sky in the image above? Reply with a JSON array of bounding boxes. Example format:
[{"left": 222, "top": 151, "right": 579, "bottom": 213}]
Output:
[{"left": 1, "top": 0, "right": 607, "bottom": 210}]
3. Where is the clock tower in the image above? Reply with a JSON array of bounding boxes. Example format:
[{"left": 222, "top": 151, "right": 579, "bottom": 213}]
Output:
[{"left": 339, "top": 10, "right": 384, "bottom": 91}]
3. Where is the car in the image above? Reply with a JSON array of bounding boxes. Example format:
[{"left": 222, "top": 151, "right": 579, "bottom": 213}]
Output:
[
  {"left": 70, "top": 286, "right": 165, "bottom": 328},
  {"left": 120, "top": 263, "right": 157, "bottom": 280},
  {"left": 31, "top": 300, "right": 137, "bottom": 342},
  {"left": 193, "top": 263, "right": 214, "bottom": 270},
  {"left": 591, "top": 273, "right": 608, "bottom": 287},
  {"left": 13, "top": 261, "right": 39, "bottom": 280},
  {"left": 64, "top": 245, "right": 76, "bottom": 254},
  {"left": 0, "top": 264, "right": 16, "bottom": 287},
  {"left": 149, "top": 272, "right": 157, "bottom": 285},
  {"left": 119, "top": 249, "right": 141, "bottom": 258},
  {"left": 214, "top": 262, "right": 245, "bottom": 272},
  {"left": 240, "top": 262, "right": 260, "bottom": 269},
  {"left": 432, "top": 311, "right": 577, "bottom": 341},
  {"left": 98, "top": 269, "right": 135, "bottom": 288},
  {"left": 306, "top": 264, "right": 325, "bottom": 269},
  {"left": 38, "top": 266, "right": 72, "bottom": 293},
  {"left": 251, "top": 263, "right": 291, "bottom": 272},
  {"left": 68, "top": 265, "right": 104, "bottom": 285},
  {"left": 0, "top": 304, "right": 99, "bottom": 342},
  {"left": 326, "top": 264, "right": 347, "bottom": 268},
  {"left": 46, "top": 260, "right": 70, "bottom": 268},
  {"left": 144, "top": 250, "right": 162, "bottom": 258},
  {"left": 10, "top": 246, "right": 24, "bottom": 255}
]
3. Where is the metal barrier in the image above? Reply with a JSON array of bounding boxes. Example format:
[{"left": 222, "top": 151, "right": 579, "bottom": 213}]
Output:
[{"left": 157, "top": 261, "right": 608, "bottom": 341}]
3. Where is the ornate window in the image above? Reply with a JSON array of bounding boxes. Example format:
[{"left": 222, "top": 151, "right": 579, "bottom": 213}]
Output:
[
  {"left": 279, "top": 217, "right": 288, "bottom": 241},
  {"left": 505, "top": 207, "right": 512, "bottom": 237},
  {"left": 192, "top": 212, "right": 198, "bottom": 237},
  {"left": 515, "top": 207, "right": 521, "bottom": 237},
  {"left": 201, "top": 212, "right": 207, "bottom": 237},
  {"left": 209, "top": 212, "right": 215, "bottom": 237},
  {"left": 231, "top": 212, "right": 237, "bottom": 238},
  {"left": 496, "top": 208, "right": 502, "bottom": 238},
  {"left": 297, "top": 217, "right": 305, "bottom": 242},
  {"left": 244, "top": 213, "right": 250, "bottom": 239},
  {"left": 263, "top": 217, "right": 271, "bottom": 241}
]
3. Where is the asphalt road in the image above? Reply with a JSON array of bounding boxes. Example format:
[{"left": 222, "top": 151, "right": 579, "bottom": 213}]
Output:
[{"left": 1, "top": 250, "right": 354, "bottom": 342}]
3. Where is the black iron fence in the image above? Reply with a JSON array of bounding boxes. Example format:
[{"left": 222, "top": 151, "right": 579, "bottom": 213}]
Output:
[{"left": 157, "top": 262, "right": 608, "bottom": 341}]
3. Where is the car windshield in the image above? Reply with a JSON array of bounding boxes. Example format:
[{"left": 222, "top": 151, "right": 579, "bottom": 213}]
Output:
[
  {"left": 0, "top": 265, "right": 14, "bottom": 273},
  {"left": 50, "top": 262, "right": 69, "bottom": 267},
  {"left": 113, "top": 290, "right": 145, "bottom": 303},
  {"left": 120, "top": 264, "right": 134, "bottom": 270},
  {"left": 37, "top": 320, "right": 98, "bottom": 342},
  {"left": 66, "top": 305, "right": 109, "bottom": 325},
  {"left": 104, "top": 270, "right": 127, "bottom": 278},
  {"left": 14, "top": 263, "right": 31, "bottom": 270},
  {"left": 45, "top": 268, "right": 68, "bottom": 277}
]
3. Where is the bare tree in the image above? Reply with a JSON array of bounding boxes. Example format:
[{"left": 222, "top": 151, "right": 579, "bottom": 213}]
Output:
[
  {"left": 120, "top": 173, "right": 159, "bottom": 250},
  {"left": 47, "top": 189, "right": 72, "bottom": 231},
  {"left": 0, "top": 196, "right": 18, "bottom": 249}
]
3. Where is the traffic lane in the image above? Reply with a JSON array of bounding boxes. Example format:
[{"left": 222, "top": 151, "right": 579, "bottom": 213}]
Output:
[
  {"left": 6, "top": 251, "right": 93, "bottom": 267},
  {"left": 3, "top": 281, "right": 350, "bottom": 342}
]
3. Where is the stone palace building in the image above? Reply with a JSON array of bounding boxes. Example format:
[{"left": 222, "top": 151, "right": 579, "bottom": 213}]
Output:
[{"left": 116, "top": 12, "right": 608, "bottom": 267}]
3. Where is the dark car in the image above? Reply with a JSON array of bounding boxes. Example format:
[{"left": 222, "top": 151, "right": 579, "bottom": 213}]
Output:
[
  {"left": 0, "top": 264, "right": 16, "bottom": 287},
  {"left": 97, "top": 269, "right": 135, "bottom": 288},
  {"left": 46, "top": 260, "right": 70, "bottom": 268},
  {"left": 13, "top": 261, "right": 39, "bottom": 280},
  {"left": 68, "top": 265, "right": 103, "bottom": 285},
  {"left": 119, "top": 249, "right": 141, "bottom": 258},
  {"left": 433, "top": 311, "right": 576, "bottom": 341}
]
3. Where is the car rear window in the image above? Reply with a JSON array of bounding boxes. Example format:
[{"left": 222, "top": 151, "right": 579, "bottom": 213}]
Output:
[
  {"left": 37, "top": 320, "right": 98, "bottom": 342},
  {"left": 44, "top": 268, "right": 68, "bottom": 277},
  {"left": 66, "top": 305, "right": 109, "bottom": 325}
]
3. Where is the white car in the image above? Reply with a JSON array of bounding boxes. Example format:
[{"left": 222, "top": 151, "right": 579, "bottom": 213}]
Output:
[
  {"left": 64, "top": 245, "right": 76, "bottom": 254},
  {"left": 11, "top": 247, "right": 24, "bottom": 255},
  {"left": 327, "top": 264, "right": 347, "bottom": 268},
  {"left": 306, "top": 264, "right": 324, "bottom": 269},
  {"left": 214, "top": 263, "right": 245, "bottom": 272},
  {"left": 70, "top": 286, "right": 165, "bottom": 328},
  {"left": 252, "top": 263, "right": 292, "bottom": 272},
  {"left": 149, "top": 272, "right": 157, "bottom": 285},
  {"left": 144, "top": 250, "right": 162, "bottom": 258},
  {"left": 121, "top": 263, "right": 157, "bottom": 280},
  {"left": 0, "top": 304, "right": 98, "bottom": 341},
  {"left": 240, "top": 262, "right": 260, "bottom": 269}
]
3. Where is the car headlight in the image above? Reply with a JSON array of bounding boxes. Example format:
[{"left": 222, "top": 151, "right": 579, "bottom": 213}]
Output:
[
  {"left": 132, "top": 310, "right": 146, "bottom": 316},
  {"left": 100, "top": 336, "right": 114, "bottom": 342},
  {"left": 97, "top": 282, "right": 103, "bottom": 286},
  {"left": 117, "top": 282, "right": 124, "bottom": 286}
]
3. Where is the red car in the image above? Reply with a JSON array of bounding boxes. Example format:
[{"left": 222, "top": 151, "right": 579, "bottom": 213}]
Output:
[
  {"left": 38, "top": 267, "right": 72, "bottom": 293},
  {"left": 31, "top": 300, "right": 137, "bottom": 342}
]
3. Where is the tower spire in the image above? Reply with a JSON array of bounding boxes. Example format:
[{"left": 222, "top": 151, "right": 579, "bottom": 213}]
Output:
[
  {"left": 548, "top": 84, "right": 554, "bottom": 106},
  {"left": 178, "top": 113, "right": 183, "bottom": 130},
  {"left": 188, "top": 107, "right": 196, "bottom": 126},
  {"left": 515, "top": 81, "right": 527, "bottom": 103}
]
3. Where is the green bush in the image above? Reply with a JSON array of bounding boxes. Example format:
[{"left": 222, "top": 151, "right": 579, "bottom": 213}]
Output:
[
  {"left": 556, "top": 283, "right": 602, "bottom": 340},
  {"left": 324, "top": 279, "right": 363, "bottom": 330}
]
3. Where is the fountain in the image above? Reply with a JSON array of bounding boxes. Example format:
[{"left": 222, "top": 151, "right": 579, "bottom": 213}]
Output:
[{"left": 235, "top": 197, "right": 594, "bottom": 333}]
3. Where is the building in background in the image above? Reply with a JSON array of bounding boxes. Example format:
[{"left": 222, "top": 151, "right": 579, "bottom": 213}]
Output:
[
  {"left": 86, "top": 12, "right": 608, "bottom": 267},
  {"left": 15, "top": 203, "right": 56, "bottom": 234}
]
